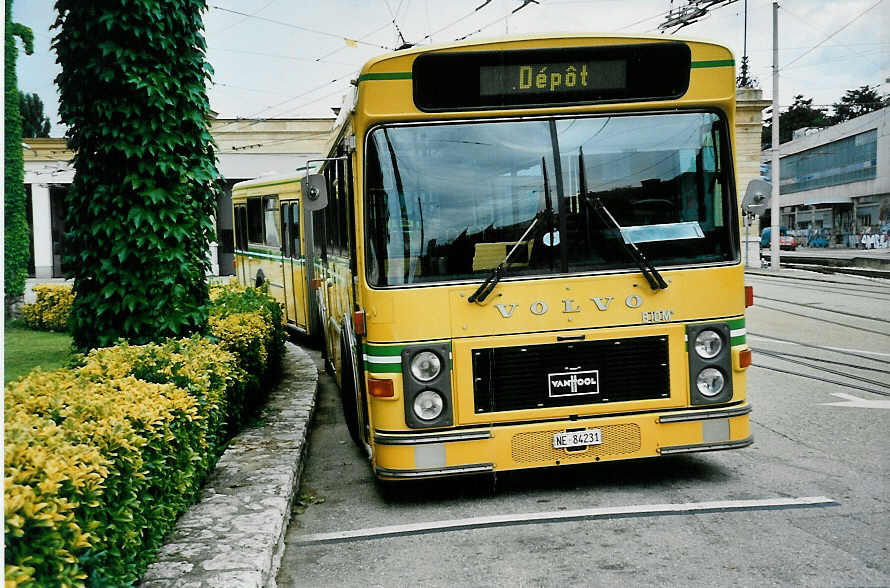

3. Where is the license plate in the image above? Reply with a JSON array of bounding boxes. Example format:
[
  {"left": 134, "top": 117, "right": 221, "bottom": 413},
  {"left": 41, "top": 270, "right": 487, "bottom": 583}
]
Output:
[{"left": 552, "top": 428, "right": 602, "bottom": 449}]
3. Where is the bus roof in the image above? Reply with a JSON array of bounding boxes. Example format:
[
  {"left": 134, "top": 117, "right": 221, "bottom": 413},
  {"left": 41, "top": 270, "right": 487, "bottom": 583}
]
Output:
[
  {"left": 357, "top": 32, "right": 734, "bottom": 76},
  {"left": 231, "top": 173, "right": 302, "bottom": 191}
]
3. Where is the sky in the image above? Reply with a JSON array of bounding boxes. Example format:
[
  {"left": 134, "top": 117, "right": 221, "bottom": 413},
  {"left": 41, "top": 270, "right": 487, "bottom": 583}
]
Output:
[{"left": 12, "top": 0, "right": 890, "bottom": 137}]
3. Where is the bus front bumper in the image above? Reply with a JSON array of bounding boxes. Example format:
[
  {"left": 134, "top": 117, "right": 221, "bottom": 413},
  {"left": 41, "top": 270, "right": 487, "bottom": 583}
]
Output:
[{"left": 372, "top": 403, "right": 752, "bottom": 480}]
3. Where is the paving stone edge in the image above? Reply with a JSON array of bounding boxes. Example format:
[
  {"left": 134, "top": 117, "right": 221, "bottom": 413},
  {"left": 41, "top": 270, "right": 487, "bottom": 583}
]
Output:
[{"left": 140, "top": 342, "right": 319, "bottom": 588}]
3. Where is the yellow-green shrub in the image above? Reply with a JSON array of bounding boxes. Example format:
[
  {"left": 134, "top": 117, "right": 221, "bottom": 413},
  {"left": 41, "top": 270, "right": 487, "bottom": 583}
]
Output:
[
  {"left": 21, "top": 284, "right": 73, "bottom": 332},
  {"left": 5, "top": 370, "right": 203, "bottom": 586},
  {"left": 208, "top": 284, "right": 286, "bottom": 419},
  {"left": 4, "top": 285, "right": 283, "bottom": 587}
]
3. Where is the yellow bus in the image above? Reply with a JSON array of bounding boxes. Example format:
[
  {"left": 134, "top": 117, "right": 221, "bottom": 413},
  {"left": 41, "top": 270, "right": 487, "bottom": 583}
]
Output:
[
  {"left": 303, "top": 34, "right": 757, "bottom": 482},
  {"left": 232, "top": 174, "right": 325, "bottom": 336}
]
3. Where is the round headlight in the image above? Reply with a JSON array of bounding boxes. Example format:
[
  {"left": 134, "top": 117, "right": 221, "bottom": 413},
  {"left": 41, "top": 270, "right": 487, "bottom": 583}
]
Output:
[
  {"left": 410, "top": 351, "right": 441, "bottom": 382},
  {"left": 413, "top": 390, "right": 444, "bottom": 421},
  {"left": 696, "top": 368, "right": 725, "bottom": 397},
  {"left": 694, "top": 330, "right": 723, "bottom": 359}
]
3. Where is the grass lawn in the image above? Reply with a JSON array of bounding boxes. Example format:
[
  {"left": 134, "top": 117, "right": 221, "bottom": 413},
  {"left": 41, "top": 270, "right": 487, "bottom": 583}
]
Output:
[{"left": 4, "top": 320, "right": 73, "bottom": 384}]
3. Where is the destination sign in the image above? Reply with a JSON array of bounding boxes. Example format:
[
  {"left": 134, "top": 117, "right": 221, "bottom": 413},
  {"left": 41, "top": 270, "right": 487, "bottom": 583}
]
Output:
[
  {"left": 479, "top": 60, "right": 626, "bottom": 97},
  {"left": 413, "top": 43, "right": 690, "bottom": 111}
]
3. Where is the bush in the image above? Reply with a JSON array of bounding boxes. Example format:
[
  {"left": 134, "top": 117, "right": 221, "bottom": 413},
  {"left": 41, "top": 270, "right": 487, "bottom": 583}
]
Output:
[
  {"left": 21, "top": 284, "right": 73, "bottom": 332},
  {"left": 4, "top": 285, "right": 284, "bottom": 586}
]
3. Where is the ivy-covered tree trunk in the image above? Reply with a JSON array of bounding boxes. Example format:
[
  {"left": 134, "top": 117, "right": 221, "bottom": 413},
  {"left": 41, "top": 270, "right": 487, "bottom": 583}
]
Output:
[
  {"left": 5, "top": 0, "right": 34, "bottom": 314},
  {"left": 53, "top": 0, "right": 221, "bottom": 350}
]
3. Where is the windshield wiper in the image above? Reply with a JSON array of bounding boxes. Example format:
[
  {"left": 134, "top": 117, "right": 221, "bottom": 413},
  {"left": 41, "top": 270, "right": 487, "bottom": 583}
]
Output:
[
  {"left": 469, "top": 157, "right": 554, "bottom": 304},
  {"left": 468, "top": 215, "right": 540, "bottom": 304},
  {"left": 578, "top": 147, "right": 668, "bottom": 291}
]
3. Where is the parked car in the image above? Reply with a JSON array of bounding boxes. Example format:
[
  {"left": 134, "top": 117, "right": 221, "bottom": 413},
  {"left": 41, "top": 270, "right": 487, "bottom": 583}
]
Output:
[{"left": 760, "top": 226, "right": 797, "bottom": 251}]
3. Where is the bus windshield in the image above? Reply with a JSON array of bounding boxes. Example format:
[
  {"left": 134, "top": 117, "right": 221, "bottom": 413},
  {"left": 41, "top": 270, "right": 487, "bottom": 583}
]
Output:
[{"left": 365, "top": 111, "right": 736, "bottom": 287}]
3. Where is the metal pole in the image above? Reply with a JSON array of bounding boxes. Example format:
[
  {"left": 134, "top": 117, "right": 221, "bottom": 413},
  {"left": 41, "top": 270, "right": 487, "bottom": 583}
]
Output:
[{"left": 770, "top": 1, "right": 781, "bottom": 270}]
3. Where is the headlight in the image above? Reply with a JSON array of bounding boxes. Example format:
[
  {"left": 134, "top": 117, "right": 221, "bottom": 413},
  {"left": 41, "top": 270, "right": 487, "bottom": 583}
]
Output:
[
  {"left": 694, "top": 330, "right": 723, "bottom": 359},
  {"left": 410, "top": 351, "right": 441, "bottom": 382},
  {"left": 413, "top": 390, "right": 444, "bottom": 421},
  {"left": 696, "top": 368, "right": 725, "bottom": 397}
]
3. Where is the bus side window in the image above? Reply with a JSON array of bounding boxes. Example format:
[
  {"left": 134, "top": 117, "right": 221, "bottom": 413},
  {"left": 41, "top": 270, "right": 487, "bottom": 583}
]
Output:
[
  {"left": 343, "top": 145, "right": 356, "bottom": 273},
  {"left": 313, "top": 208, "right": 327, "bottom": 261},
  {"left": 280, "top": 203, "right": 290, "bottom": 257},
  {"left": 247, "top": 197, "right": 263, "bottom": 244},
  {"left": 324, "top": 166, "right": 338, "bottom": 255},
  {"left": 263, "top": 195, "right": 281, "bottom": 247},
  {"left": 291, "top": 203, "right": 301, "bottom": 257},
  {"left": 234, "top": 205, "right": 247, "bottom": 251},
  {"left": 336, "top": 152, "right": 349, "bottom": 254}
]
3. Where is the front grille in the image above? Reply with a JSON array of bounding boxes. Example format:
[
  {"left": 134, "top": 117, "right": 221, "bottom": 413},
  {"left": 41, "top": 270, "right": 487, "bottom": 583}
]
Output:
[
  {"left": 472, "top": 335, "right": 669, "bottom": 413},
  {"left": 511, "top": 423, "right": 642, "bottom": 464}
]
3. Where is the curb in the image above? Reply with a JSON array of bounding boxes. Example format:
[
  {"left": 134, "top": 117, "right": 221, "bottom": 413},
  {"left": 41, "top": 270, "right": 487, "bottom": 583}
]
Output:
[{"left": 140, "top": 342, "right": 319, "bottom": 588}]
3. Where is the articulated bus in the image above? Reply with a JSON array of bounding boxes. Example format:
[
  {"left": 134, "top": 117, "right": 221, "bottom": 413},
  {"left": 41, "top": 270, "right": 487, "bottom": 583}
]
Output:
[{"left": 243, "top": 34, "right": 759, "bottom": 482}]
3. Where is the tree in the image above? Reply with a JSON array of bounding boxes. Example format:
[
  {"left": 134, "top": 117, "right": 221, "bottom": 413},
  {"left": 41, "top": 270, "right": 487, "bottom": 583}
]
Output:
[
  {"left": 5, "top": 0, "right": 34, "bottom": 312},
  {"left": 831, "top": 85, "right": 890, "bottom": 124},
  {"left": 19, "top": 91, "right": 51, "bottom": 137},
  {"left": 53, "top": 0, "right": 221, "bottom": 352},
  {"left": 762, "top": 94, "right": 829, "bottom": 148}
]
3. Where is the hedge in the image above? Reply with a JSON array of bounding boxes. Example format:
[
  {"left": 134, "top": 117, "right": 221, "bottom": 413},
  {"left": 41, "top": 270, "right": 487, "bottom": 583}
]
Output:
[
  {"left": 22, "top": 284, "right": 74, "bottom": 332},
  {"left": 5, "top": 285, "right": 286, "bottom": 586}
]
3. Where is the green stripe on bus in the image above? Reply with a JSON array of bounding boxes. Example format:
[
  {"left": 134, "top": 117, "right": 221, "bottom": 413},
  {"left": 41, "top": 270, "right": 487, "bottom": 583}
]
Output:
[
  {"left": 731, "top": 335, "right": 746, "bottom": 346},
  {"left": 364, "top": 343, "right": 405, "bottom": 356},
  {"left": 727, "top": 318, "right": 745, "bottom": 330},
  {"left": 236, "top": 250, "right": 282, "bottom": 261},
  {"left": 357, "top": 72, "right": 412, "bottom": 82},
  {"left": 690, "top": 59, "right": 734, "bottom": 69},
  {"left": 364, "top": 363, "right": 403, "bottom": 374}
]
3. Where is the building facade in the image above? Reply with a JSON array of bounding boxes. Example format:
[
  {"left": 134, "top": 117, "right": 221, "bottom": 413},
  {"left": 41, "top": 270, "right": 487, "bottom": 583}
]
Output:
[
  {"left": 762, "top": 106, "right": 889, "bottom": 248},
  {"left": 23, "top": 118, "right": 334, "bottom": 279}
]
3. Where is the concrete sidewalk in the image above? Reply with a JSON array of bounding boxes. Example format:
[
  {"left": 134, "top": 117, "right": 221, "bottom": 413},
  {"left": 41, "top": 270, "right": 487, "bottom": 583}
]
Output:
[{"left": 140, "top": 342, "right": 319, "bottom": 588}]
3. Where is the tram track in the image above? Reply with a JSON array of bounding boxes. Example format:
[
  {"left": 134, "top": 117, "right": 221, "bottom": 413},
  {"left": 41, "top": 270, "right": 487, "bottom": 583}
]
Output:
[
  {"left": 746, "top": 272, "right": 890, "bottom": 293},
  {"left": 749, "top": 281, "right": 890, "bottom": 302},
  {"left": 752, "top": 348, "right": 890, "bottom": 376},
  {"left": 753, "top": 303, "right": 890, "bottom": 337},
  {"left": 752, "top": 347, "right": 890, "bottom": 393},
  {"left": 751, "top": 363, "right": 890, "bottom": 398},
  {"left": 747, "top": 332, "right": 890, "bottom": 365},
  {"left": 753, "top": 296, "right": 890, "bottom": 323}
]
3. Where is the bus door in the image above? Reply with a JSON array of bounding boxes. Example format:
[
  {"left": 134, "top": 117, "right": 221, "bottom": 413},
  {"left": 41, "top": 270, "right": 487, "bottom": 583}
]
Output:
[
  {"left": 281, "top": 201, "right": 308, "bottom": 330},
  {"left": 233, "top": 204, "right": 248, "bottom": 285}
]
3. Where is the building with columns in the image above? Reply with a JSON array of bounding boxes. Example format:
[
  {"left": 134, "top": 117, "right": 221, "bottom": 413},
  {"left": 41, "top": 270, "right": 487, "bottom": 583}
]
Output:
[{"left": 23, "top": 118, "right": 334, "bottom": 279}]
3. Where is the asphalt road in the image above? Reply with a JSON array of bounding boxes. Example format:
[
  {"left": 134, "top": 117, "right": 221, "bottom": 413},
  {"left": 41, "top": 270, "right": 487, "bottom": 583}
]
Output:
[{"left": 277, "top": 269, "right": 890, "bottom": 587}]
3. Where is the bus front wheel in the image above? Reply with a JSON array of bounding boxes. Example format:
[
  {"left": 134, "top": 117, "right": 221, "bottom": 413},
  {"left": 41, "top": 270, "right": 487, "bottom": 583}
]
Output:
[{"left": 339, "top": 340, "right": 362, "bottom": 447}]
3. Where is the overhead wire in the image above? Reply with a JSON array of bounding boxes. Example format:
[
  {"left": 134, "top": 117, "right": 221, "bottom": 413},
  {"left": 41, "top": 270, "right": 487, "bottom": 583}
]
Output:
[
  {"left": 209, "top": 5, "right": 393, "bottom": 50},
  {"left": 207, "top": 0, "right": 278, "bottom": 36},
  {"left": 208, "top": 45, "right": 356, "bottom": 67},
  {"left": 780, "top": 0, "right": 885, "bottom": 72},
  {"left": 779, "top": 3, "right": 878, "bottom": 62}
]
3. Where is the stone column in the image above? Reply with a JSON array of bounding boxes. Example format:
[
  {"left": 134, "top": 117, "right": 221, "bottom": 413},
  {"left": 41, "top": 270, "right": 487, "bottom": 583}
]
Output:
[
  {"left": 30, "top": 183, "right": 54, "bottom": 279},
  {"left": 735, "top": 87, "right": 771, "bottom": 267}
]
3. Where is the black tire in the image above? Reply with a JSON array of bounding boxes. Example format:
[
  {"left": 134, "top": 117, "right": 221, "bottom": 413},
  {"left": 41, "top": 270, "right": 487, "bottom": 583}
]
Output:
[{"left": 339, "top": 340, "right": 362, "bottom": 447}]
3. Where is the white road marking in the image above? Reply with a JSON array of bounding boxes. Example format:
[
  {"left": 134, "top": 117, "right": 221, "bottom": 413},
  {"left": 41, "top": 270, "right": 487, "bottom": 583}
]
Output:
[
  {"left": 819, "top": 392, "right": 890, "bottom": 410},
  {"left": 292, "top": 496, "right": 837, "bottom": 545},
  {"left": 748, "top": 335, "right": 890, "bottom": 358}
]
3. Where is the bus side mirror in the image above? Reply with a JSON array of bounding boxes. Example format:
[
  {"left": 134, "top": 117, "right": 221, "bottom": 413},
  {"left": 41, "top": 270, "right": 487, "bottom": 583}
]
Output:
[
  {"left": 741, "top": 178, "right": 771, "bottom": 216},
  {"left": 301, "top": 174, "right": 328, "bottom": 211}
]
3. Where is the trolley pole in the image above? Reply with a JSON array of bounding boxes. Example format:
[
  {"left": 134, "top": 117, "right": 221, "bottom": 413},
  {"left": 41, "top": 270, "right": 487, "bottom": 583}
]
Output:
[{"left": 770, "top": 1, "right": 781, "bottom": 270}]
